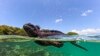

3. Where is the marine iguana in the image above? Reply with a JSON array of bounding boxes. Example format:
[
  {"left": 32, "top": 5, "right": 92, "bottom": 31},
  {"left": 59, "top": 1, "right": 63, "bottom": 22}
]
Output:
[{"left": 23, "top": 23, "right": 88, "bottom": 51}]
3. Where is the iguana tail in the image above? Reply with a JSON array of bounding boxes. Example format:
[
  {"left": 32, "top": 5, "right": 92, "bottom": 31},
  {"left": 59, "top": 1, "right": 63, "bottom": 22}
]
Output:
[{"left": 70, "top": 41, "right": 88, "bottom": 51}]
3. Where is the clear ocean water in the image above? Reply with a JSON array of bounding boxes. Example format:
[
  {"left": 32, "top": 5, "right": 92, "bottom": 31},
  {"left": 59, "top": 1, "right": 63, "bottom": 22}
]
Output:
[{"left": 0, "top": 35, "right": 100, "bottom": 56}]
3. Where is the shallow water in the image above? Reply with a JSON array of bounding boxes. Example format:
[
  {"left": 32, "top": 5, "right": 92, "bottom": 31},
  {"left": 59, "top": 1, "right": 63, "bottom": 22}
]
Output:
[{"left": 0, "top": 35, "right": 100, "bottom": 56}]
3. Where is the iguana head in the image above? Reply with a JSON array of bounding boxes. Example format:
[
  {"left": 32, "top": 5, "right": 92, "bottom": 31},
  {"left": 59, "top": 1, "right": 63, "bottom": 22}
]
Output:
[{"left": 23, "top": 23, "right": 40, "bottom": 37}]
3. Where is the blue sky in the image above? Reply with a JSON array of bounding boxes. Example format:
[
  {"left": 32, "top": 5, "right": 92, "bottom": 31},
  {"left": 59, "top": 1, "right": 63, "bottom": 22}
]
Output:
[{"left": 0, "top": 0, "right": 100, "bottom": 34}]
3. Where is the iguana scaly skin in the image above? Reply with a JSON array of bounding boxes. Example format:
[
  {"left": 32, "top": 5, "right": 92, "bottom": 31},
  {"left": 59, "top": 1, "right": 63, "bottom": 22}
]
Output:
[
  {"left": 23, "top": 23, "right": 88, "bottom": 51},
  {"left": 23, "top": 23, "right": 64, "bottom": 48}
]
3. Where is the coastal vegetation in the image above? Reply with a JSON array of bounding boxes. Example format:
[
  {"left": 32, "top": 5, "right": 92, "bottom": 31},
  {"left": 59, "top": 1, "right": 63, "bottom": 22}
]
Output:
[
  {"left": 66, "top": 32, "right": 78, "bottom": 35},
  {"left": 0, "top": 25, "right": 78, "bottom": 36},
  {"left": 0, "top": 25, "right": 27, "bottom": 36}
]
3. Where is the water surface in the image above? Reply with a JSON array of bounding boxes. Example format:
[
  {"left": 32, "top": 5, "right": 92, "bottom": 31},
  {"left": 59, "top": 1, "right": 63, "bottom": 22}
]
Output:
[{"left": 0, "top": 35, "right": 100, "bottom": 56}]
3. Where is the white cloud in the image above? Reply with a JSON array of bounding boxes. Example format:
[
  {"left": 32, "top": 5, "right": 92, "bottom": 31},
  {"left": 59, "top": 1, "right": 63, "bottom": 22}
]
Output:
[
  {"left": 81, "top": 10, "right": 93, "bottom": 16},
  {"left": 71, "top": 28, "right": 100, "bottom": 35},
  {"left": 55, "top": 18, "right": 63, "bottom": 23}
]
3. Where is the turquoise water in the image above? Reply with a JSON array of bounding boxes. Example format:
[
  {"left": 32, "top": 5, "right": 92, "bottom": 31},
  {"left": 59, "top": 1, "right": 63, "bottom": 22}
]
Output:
[{"left": 0, "top": 35, "right": 100, "bottom": 56}]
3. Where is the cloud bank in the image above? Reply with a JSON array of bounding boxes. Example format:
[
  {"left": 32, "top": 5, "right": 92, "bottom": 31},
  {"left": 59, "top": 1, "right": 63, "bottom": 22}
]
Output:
[
  {"left": 81, "top": 10, "right": 93, "bottom": 16},
  {"left": 71, "top": 28, "right": 100, "bottom": 35}
]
